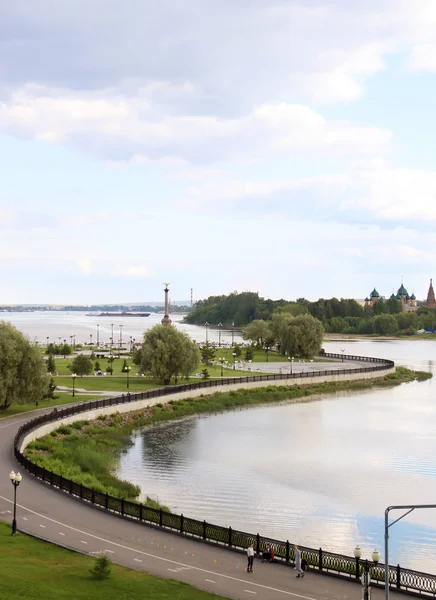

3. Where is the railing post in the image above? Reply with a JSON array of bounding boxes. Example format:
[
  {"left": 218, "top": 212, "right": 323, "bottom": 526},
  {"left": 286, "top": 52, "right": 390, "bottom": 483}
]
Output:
[
  {"left": 121, "top": 498, "right": 125, "bottom": 515},
  {"left": 80, "top": 483, "right": 83, "bottom": 499},
  {"left": 228, "top": 526, "right": 232, "bottom": 547},
  {"left": 180, "top": 514, "right": 184, "bottom": 534},
  {"left": 105, "top": 492, "right": 109, "bottom": 509},
  {"left": 159, "top": 508, "right": 163, "bottom": 527},
  {"left": 140, "top": 504, "right": 143, "bottom": 521},
  {"left": 91, "top": 488, "right": 95, "bottom": 504},
  {"left": 203, "top": 520, "right": 207, "bottom": 540},
  {"left": 256, "top": 533, "right": 260, "bottom": 554},
  {"left": 319, "top": 547, "right": 323, "bottom": 572},
  {"left": 285, "top": 540, "right": 290, "bottom": 562},
  {"left": 59, "top": 474, "right": 63, "bottom": 489},
  {"left": 396, "top": 564, "right": 401, "bottom": 590},
  {"left": 355, "top": 555, "right": 360, "bottom": 579}
]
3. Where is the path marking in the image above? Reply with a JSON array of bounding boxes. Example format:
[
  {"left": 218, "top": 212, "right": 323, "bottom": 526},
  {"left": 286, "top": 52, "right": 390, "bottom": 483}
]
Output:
[
  {"left": 134, "top": 558, "right": 142, "bottom": 563},
  {"left": 80, "top": 540, "right": 87, "bottom": 544},
  {"left": 0, "top": 495, "right": 317, "bottom": 600},
  {"left": 59, "top": 532, "right": 65, "bottom": 536},
  {"left": 22, "top": 517, "right": 28, "bottom": 520},
  {"left": 0, "top": 510, "right": 11, "bottom": 514},
  {"left": 244, "top": 591, "right": 257, "bottom": 595},
  {"left": 105, "top": 549, "right": 114, "bottom": 554},
  {"left": 39, "top": 524, "right": 46, "bottom": 528},
  {"left": 205, "top": 579, "right": 216, "bottom": 583}
]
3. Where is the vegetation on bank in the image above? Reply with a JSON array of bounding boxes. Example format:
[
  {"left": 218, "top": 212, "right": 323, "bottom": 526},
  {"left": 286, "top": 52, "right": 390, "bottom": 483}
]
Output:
[
  {"left": 0, "top": 522, "right": 223, "bottom": 600},
  {"left": 25, "top": 367, "right": 431, "bottom": 505},
  {"left": 184, "top": 290, "right": 436, "bottom": 336}
]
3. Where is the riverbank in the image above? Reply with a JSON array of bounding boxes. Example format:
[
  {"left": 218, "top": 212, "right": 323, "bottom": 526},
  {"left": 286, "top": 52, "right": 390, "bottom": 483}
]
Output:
[
  {"left": 324, "top": 333, "right": 436, "bottom": 341},
  {"left": 0, "top": 521, "right": 223, "bottom": 600},
  {"left": 24, "top": 367, "right": 431, "bottom": 504}
]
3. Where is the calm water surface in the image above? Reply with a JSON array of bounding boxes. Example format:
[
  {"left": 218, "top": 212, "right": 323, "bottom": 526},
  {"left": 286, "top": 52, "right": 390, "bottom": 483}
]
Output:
[{"left": 117, "top": 339, "right": 436, "bottom": 572}]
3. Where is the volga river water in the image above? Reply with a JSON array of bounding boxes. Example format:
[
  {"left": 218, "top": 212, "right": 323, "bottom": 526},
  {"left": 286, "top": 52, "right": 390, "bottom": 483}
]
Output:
[{"left": 3, "top": 312, "right": 436, "bottom": 572}]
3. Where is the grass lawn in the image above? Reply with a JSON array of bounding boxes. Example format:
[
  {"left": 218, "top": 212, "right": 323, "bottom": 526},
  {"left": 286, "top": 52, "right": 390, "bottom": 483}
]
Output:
[
  {"left": 0, "top": 522, "right": 225, "bottom": 600},
  {"left": 0, "top": 393, "right": 100, "bottom": 420},
  {"left": 210, "top": 347, "right": 335, "bottom": 364}
]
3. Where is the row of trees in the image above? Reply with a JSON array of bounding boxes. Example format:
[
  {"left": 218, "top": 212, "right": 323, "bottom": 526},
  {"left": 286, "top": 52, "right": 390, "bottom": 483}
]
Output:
[{"left": 185, "top": 291, "right": 436, "bottom": 336}]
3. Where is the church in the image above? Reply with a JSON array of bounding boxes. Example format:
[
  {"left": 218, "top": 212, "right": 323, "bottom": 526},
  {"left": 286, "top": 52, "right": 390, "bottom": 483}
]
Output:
[{"left": 364, "top": 279, "right": 435, "bottom": 312}]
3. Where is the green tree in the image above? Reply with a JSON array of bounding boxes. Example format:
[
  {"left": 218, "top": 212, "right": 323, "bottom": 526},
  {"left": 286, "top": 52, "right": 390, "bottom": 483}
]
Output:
[
  {"left": 60, "top": 343, "right": 71, "bottom": 358},
  {"left": 0, "top": 321, "right": 49, "bottom": 410},
  {"left": 121, "top": 359, "right": 130, "bottom": 372},
  {"left": 279, "top": 314, "right": 324, "bottom": 358},
  {"left": 90, "top": 553, "right": 112, "bottom": 580},
  {"left": 140, "top": 324, "right": 200, "bottom": 384},
  {"left": 371, "top": 314, "right": 398, "bottom": 336},
  {"left": 69, "top": 355, "right": 93, "bottom": 377},
  {"left": 106, "top": 355, "right": 115, "bottom": 375},
  {"left": 46, "top": 352, "right": 56, "bottom": 373},
  {"left": 244, "top": 347, "right": 254, "bottom": 361},
  {"left": 242, "top": 319, "right": 270, "bottom": 347},
  {"left": 94, "top": 360, "right": 101, "bottom": 371},
  {"left": 43, "top": 378, "right": 57, "bottom": 399},
  {"left": 200, "top": 342, "right": 216, "bottom": 365}
]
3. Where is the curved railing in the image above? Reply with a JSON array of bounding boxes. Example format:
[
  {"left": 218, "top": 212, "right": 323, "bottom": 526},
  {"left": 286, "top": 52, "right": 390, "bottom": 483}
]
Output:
[{"left": 14, "top": 353, "right": 434, "bottom": 596}]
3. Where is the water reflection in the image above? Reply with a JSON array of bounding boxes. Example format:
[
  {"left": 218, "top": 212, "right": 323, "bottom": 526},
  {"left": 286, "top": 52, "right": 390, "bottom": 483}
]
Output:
[{"left": 117, "top": 339, "right": 436, "bottom": 572}]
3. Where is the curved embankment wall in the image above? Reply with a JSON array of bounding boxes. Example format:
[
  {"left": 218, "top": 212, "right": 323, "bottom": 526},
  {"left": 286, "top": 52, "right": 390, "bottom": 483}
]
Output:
[
  {"left": 14, "top": 353, "right": 436, "bottom": 596},
  {"left": 19, "top": 356, "right": 395, "bottom": 452}
]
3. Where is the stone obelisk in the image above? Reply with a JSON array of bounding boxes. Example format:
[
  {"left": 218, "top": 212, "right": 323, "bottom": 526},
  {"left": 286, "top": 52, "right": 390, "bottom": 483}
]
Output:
[{"left": 161, "top": 283, "right": 172, "bottom": 325}]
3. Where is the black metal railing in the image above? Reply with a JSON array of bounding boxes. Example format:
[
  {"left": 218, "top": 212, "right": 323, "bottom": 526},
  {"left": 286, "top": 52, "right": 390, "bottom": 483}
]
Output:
[{"left": 14, "top": 354, "right": 436, "bottom": 596}]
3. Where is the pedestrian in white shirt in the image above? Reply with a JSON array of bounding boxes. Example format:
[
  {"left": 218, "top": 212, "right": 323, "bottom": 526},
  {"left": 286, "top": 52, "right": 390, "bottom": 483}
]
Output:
[{"left": 246, "top": 544, "right": 255, "bottom": 573}]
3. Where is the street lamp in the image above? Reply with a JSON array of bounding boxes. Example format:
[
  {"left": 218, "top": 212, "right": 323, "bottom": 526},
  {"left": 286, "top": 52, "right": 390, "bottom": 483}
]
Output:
[
  {"left": 126, "top": 366, "right": 131, "bottom": 389},
  {"left": 9, "top": 471, "right": 22, "bottom": 535},
  {"left": 341, "top": 348, "right": 345, "bottom": 362},
  {"left": 119, "top": 324, "right": 123, "bottom": 357},
  {"left": 372, "top": 549, "right": 380, "bottom": 563},
  {"left": 265, "top": 346, "right": 270, "bottom": 362},
  {"left": 205, "top": 322, "right": 209, "bottom": 343},
  {"left": 289, "top": 356, "right": 294, "bottom": 375},
  {"left": 231, "top": 322, "right": 235, "bottom": 347},
  {"left": 232, "top": 352, "right": 237, "bottom": 370},
  {"left": 97, "top": 324, "right": 99, "bottom": 347},
  {"left": 354, "top": 545, "right": 362, "bottom": 559},
  {"left": 72, "top": 373, "right": 76, "bottom": 397},
  {"left": 111, "top": 323, "right": 114, "bottom": 353},
  {"left": 219, "top": 357, "right": 225, "bottom": 377},
  {"left": 218, "top": 322, "right": 222, "bottom": 347}
]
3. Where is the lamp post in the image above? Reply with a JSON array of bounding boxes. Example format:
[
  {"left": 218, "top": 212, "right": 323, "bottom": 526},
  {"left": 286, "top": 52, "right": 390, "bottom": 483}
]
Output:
[
  {"left": 232, "top": 352, "right": 237, "bottom": 370},
  {"left": 90, "top": 333, "right": 92, "bottom": 346},
  {"left": 72, "top": 373, "right": 76, "bottom": 397},
  {"left": 289, "top": 356, "right": 294, "bottom": 375},
  {"left": 218, "top": 322, "right": 222, "bottom": 347},
  {"left": 46, "top": 336, "right": 49, "bottom": 348},
  {"left": 205, "top": 322, "right": 209, "bottom": 344},
  {"left": 354, "top": 545, "right": 362, "bottom": 580},
  {"left": 126, "top": 366, "right": 131, "bottom": 389},
  {"left": 341, "top": 348, "right": 345, "bottom": 362},
  {"left": 231, "top": 322, "right": 235, "bottom": 346},
  {"left": 219, "top": 357, "right": 225, "bottom": 377},
  {"left": 9, "top": 471, "right": 22, "bottom": 535},
  {"left": 97, "top": 324, "right": 99, "bottom": 347},
  {"left": 265, "top": 346, "right": 270, "bottom": 362},
  {"left": 119, "top": 324, "right": 123, "bottom": 355},
  {"left": 111, "top": 323, "right": 114, "bottom": 354}
]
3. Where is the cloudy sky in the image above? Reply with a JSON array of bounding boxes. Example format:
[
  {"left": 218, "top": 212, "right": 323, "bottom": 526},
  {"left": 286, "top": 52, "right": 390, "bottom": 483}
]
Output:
[{"left": 1, "top": 0, "right": 436, "bottom": 304}]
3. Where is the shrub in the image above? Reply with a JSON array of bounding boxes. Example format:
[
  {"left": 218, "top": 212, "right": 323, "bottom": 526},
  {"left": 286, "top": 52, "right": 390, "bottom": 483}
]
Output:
[{"left": 89, "top": 553, "right": 111, "bottom": 580}]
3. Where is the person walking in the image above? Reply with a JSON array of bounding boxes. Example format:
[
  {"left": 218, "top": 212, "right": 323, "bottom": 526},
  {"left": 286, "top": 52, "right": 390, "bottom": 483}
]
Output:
[
  {"left": 295, "top": 545, "right": 304, "bottom": 578},
  {"left": 246, "top": 543, "right": 255, "bottom": 573}
]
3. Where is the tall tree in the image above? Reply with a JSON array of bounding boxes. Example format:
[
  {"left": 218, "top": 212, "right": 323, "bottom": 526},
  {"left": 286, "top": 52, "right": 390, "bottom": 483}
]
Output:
[
  {"left": 242, "top": 319, "right": 271, "bottom": 347},
  {"left": 69, "top": 355, "right": 93, "bottom": 377},
  {"left": 0, "top": 321, "right": 49, "bottom": 410},
  {"left": 140, "top": 324, "right": 200, "bottom": 384},
  {"left": 46, "top": 352, "right": 56, "bottom": 373},
  {"left": 279, "top": 314, "right": 324, "bottom": 358}
]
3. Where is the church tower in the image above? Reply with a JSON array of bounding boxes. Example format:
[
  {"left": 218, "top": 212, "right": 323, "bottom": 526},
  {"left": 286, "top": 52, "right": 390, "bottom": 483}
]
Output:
[{"left": 427, "top": 279, "right": 436, "bottom": 308}]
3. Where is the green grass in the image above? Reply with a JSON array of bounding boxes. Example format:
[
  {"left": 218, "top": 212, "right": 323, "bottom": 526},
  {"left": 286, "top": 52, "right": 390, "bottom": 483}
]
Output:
[
  {"left": 0, "top": 393, "right": 100, "bottom": 420},
  {"left": 25, "top": 367, "right": 430, "bottom": 506},
  {"left": 0, "top": 521, "right": 226, "bottom": 600},
  {"left": 55, "top": 376, "right": 162, "bottom": 392}
]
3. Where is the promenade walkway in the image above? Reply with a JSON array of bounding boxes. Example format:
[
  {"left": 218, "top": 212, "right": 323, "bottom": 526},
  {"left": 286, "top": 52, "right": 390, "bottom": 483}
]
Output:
[{"left": 0, "top": 363, "right": 404, "bottom": 600}]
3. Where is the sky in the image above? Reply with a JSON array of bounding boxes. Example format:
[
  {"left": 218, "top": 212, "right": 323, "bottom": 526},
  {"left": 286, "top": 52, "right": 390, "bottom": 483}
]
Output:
[{"left": 1, "top": 0, "right": 436, "bottom": 304}]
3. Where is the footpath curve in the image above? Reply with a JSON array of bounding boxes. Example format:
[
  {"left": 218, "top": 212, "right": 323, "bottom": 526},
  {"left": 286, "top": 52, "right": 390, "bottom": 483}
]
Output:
[{"left": 1, "top": 354, "right": 411, "bottom": 600}]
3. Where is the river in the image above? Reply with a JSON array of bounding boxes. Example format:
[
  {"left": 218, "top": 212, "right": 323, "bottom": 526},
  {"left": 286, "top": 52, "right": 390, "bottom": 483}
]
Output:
[
  {"left": 116, "top": 339, "right": 436, "bottom": 573},
  {"left": 3, "top": 312, "right": 436, "bottom": 572}
]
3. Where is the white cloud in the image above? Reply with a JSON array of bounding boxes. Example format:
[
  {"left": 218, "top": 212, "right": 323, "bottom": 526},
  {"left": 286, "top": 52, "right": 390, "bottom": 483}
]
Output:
[
  {"left": 406, "top": 44, "right": 436, "bottom": 72},
  {"left": 76, "top": 259, "right": 93, "bottom": 274},
  {"left": 111, "top": 264, "right": 153, "bottom": 278},
  {"left": 0, "top": 86, "right": 392, "bottom": 164}
]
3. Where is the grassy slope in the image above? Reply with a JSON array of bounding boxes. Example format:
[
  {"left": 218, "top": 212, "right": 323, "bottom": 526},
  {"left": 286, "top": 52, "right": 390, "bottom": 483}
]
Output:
[
  {"left": 25, "top": 367, "right": 431, "bottom": 503},
  {"left": 0, "top": 522, "right": 224, "bottom": 600},
  {"left": 0, "top": 393, "right": 100, "bottom": 420}
]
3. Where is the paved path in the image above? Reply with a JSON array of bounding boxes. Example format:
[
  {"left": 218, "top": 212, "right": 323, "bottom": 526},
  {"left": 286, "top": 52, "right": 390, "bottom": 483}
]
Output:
[{"left": 0, "top": 383, "right": 402, "bottom": 600}]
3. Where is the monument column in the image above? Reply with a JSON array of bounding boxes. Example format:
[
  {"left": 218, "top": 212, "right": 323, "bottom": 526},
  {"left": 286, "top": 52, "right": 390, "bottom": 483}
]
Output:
[{"left": 161, "top": 283, "right": 172, "bottom": 325}]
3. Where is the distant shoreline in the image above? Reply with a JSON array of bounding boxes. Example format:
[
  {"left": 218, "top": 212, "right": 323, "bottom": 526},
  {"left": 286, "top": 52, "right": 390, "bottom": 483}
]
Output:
[{"left": 324, "top": 333, "right": 436, "bottom": 342}]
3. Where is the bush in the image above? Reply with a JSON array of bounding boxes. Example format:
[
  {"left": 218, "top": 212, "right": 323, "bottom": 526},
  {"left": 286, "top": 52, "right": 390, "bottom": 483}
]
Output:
[{"left": 89, "top": 553, "right": 111, "bottom": 580}]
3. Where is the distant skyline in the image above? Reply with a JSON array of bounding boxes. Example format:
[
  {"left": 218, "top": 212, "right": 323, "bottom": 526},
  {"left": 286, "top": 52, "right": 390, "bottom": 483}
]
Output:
[{"left": 1, "top": 1, "right": 436, "bottom": 303}]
